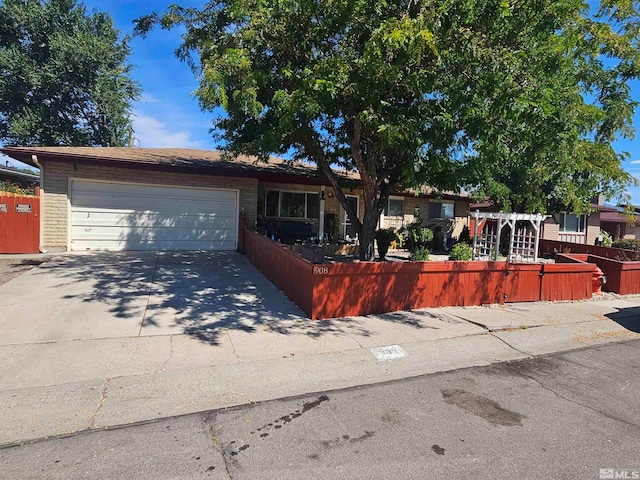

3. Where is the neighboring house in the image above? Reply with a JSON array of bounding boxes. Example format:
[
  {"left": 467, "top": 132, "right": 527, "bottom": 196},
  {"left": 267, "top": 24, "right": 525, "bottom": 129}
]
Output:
[
  {"left": 471, "top": 197, "right": 639, "bottom": 245},
  {"left": 0, "top": 147, "right": 471, "bottom": 252},
  {"left": 0, "top": 163, "right": 40, "bottom": 189}
]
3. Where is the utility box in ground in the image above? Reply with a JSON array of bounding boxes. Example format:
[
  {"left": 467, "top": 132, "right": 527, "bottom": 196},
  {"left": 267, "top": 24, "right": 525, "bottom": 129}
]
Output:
[{"left": 301, "top": 244, "right": 324, "bottom": 264}]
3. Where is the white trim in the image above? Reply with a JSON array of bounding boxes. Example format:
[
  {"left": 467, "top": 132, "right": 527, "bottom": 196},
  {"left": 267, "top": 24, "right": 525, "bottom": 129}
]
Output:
[
  {"left": 384, "top": 196, "right": 405, "bottom": 217},
  {"left": 264, "top": 188, "right": 321, "bottom": 220},
  {"left": 67, "top": 177, "right": 240, "bottom": 251},
  {"left": 559, "top": 212, "right": 587, "bottom": 234},
  {"left": 341, "top": 194, "right": 359, "bottom": 238}
]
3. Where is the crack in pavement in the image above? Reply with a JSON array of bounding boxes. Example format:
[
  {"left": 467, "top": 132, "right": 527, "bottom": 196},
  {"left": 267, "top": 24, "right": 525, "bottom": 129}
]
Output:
[
  {"left": 88, "top": 377, "right": 111, "bottom": 429},
  {"left": 138, "top": 253, "right": 161, "bottom": 337},
  {"left": 489, "top": 332, "right": 533, "bottom": 357},
  {"left": 208, "top": 417, "right": 233, "bottom": 479},
  {"left": 514, "top": 371, "right": 640, "bottom": 430},
  {"left": 158, "top": 335, "right": 174, "bottom": 372},
  {"left": 226, "top": 331, "right": 240, "bottom": 363}
]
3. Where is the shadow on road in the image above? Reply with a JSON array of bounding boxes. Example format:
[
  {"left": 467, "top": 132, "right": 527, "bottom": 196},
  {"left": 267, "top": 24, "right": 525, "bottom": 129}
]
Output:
[{"left": 606, "top": 306, "right": 640, "bottom": 333}]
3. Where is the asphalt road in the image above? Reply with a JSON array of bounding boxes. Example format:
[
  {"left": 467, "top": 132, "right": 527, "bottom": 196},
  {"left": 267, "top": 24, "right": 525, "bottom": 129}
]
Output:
[{"left": 2, "top": 339, "right": 639, "bottom": 480}]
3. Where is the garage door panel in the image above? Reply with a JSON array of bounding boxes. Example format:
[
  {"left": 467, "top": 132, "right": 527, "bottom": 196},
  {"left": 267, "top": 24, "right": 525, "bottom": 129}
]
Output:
[
  {"left": 71, "top": 210, "right": 236, "bottom": 229},
  {"left": 70, "top": 181, "right": 238, "bottom": 251},
  {"left": 71, "top": 193, "right": 237, "bottom": 213},
  {"left": 71, "top": 238, "right": 237, "bottom": 251},
  {"left": 71, "top": 226, "right": 235, "bottom": 241}
]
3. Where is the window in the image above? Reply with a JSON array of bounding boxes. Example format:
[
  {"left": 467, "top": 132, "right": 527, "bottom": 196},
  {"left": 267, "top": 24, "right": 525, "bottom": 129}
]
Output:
[
  {"left": 384, "top": 198, "right": 404, "bottom": 217},
  {"left": 264, "top": 190, "right": 320, "bottom": 219},
  {"left": 559, "top": 213, "right": 586, "bottom": 233},
  {"left": 429, "top": 202, "right": 454, "bottom": 220}
]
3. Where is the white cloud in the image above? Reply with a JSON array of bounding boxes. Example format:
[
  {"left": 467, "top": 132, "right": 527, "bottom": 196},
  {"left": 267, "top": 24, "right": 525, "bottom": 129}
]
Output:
[
  {"left": 630, "top": 160, "right": 640, "bottom": 165},
  {"left": 131, "top": 111, "right": 205, "bottom": 149}
]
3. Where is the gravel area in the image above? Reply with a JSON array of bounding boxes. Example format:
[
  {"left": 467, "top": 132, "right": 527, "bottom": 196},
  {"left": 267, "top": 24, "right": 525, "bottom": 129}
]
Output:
[{"left": 0, "top": 258, "right": 49, "bottom": 286}]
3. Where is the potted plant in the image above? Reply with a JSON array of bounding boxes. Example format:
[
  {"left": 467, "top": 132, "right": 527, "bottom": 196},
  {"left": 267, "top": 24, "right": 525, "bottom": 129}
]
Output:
[{"left": 375, "top": 228, "right": 397, "bottom": 260}]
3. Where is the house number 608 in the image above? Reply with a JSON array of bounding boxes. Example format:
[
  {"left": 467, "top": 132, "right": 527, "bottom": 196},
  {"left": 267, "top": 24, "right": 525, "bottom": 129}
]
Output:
[{"left": 314, "top": 266, "right": 328, "bottom": 275}]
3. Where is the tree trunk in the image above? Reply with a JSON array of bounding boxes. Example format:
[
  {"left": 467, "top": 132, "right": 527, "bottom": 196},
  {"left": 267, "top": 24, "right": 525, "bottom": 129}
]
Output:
[{"left": 359, "top": 199, "right": 380, "bottom": 261}]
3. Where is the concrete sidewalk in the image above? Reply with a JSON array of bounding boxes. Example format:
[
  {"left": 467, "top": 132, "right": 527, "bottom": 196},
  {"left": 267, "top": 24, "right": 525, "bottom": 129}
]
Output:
[
  {"left": 1, "top": 253, "right": 639, "bottom": 446},
  {"left": 1, "top": 295, "right": 638, "bottom": 446}
]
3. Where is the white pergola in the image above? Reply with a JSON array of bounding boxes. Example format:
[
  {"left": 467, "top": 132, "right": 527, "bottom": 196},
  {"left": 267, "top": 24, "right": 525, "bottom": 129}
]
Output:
[{"left": 471, "top": 211, "right": 549, "bottom": 263}]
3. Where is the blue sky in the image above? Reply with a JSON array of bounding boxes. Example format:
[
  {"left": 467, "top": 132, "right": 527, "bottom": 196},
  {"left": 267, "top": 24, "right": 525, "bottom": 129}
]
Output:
[{"left": 3, "top": 0, "right": 640, "bottom": 206}]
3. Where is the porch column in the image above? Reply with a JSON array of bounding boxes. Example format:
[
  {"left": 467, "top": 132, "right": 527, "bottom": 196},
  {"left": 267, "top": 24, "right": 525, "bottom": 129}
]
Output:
[{"left": 319, "top": 186, "right": 325, "bottom": 242}]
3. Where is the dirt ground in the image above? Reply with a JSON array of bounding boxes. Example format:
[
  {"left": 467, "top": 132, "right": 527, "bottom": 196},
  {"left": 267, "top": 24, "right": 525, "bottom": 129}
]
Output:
[{"left": 0, "top": 258, "right": 50, "bottom": 286}]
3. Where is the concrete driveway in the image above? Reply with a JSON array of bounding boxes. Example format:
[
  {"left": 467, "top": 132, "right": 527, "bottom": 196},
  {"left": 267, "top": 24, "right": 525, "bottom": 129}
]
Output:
[{"left": 0, "top": 251, "right": 306, "bottom": 345}]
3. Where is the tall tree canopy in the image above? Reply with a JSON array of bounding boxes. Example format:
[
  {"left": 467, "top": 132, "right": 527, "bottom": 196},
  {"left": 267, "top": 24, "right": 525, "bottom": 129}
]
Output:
[
  {"left": 0, "top": 0, "right": 140, "bottom": 147},
  {"left": 136, "top": 0, "right": 639, "bottom": 260}
]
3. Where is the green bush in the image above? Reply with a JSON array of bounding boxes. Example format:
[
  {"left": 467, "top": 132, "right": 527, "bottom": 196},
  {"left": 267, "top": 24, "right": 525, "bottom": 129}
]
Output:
[
  {"left": 458, "top": 226, "right": 471, "bottom": 244},
  {"left": 375, "top": 228, "right": 398, "bottom": 259},
  {"left": 599, "top": 230, "right": 613, "bottom": 247},
  {"left": 410, "top": 247, "right": 430, "bottom": 261},
  {"left": 611, "top": 239, "right": 640, "bottom": 251},
  {"left": 406, "top": 224, "right": 433, "bottom": 252},
  {"left": 0, "top": 180, "right": 35, "bottom": 195},
  {"left": 449, "top": 243, "right": 473, "bottom": 261}
]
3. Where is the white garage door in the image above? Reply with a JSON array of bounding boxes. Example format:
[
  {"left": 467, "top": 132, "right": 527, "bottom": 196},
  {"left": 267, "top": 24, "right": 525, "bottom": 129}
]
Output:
[{"left": 70, "top": 180, "right": 238, "bottom": 251}]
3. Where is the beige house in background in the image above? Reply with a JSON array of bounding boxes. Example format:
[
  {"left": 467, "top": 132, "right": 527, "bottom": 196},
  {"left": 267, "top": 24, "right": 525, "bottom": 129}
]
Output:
[{"left": 1, "top": 147, "right": 471, "bottom": 253}]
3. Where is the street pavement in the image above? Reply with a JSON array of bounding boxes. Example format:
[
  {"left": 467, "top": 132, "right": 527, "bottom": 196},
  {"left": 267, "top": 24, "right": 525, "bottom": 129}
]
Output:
[
  {"left": 0, "top": 251, "right": 639, "bottom": 449},
  {"left": 2, "top": 339, "right": 639, "bottom": 479}
]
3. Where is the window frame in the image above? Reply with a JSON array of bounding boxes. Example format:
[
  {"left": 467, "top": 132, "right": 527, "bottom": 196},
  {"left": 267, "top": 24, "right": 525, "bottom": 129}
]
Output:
[
  {"left": 559, "top": 213, "right": 586, "bottom": 233},
  {"left": 428, "top": 201, "right": 455, "bottom": 220},
  {"left": 264, "top": 189, "right": 320, "bottom": 219},
  {"left": 384, "top": 197, "right": 404, "bottom": 217}
]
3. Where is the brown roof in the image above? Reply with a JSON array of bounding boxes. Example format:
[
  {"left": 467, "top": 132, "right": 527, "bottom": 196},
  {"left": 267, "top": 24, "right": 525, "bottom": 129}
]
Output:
[
  {"left": 0, "top": 146, "right": 355, "bottom": 185},
  {"left": 0, "top": 146, "right": 467, "bottom": 198}
]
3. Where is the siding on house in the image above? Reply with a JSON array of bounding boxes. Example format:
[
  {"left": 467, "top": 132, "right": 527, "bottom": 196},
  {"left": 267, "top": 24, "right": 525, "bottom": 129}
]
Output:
[
  {"left": 381, "top": 197, "right": 469, "bottom": 239},
  {"left": 40, "top": 160, "right": 258, "bottom": 251}
]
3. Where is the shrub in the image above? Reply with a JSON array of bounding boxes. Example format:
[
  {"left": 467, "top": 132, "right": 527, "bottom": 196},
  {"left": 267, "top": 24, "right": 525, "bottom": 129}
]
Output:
[
  {"left": 612, "top": 238, "right": 640, "bottom": 251},
  {"left": 449, "top": 243, "right": 473, "bottom": 261},
  {"left": 458, "top": 226, "right": 471, "bottom": 244},
  {"left": 0, "top": 180, "right": 35, "bottom": 195},
  {"left": 598, "top": 230, "right": 613, "bottom": 247},
  {"left": 375, "top": 228, "right": 398, "bottom": 260},
  {"left": 406, "top": 224, "right": 433, "bottom": 252},
  {"left": 410, "top": 247, "right": 430, "bottom": 261}
]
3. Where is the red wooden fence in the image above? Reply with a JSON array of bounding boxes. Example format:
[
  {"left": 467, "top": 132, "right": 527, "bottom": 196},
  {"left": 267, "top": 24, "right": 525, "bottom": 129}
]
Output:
[
  {"left": 244, "top": 228, "right": 595, "bottom": 319},
  {"left": 0, "top": 190, "right": 40, "bottom": 254},
  {"left": 540, "top": 239, "right": 637, "bottom": 260},
  {"left": 557, "top": 253, "right": 640, "bottom": 295}
]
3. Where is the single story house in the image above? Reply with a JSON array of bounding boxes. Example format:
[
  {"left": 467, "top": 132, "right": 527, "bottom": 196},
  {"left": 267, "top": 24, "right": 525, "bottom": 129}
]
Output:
[{"left": 0, "top": 147, "right": 471, "bottom": 253}]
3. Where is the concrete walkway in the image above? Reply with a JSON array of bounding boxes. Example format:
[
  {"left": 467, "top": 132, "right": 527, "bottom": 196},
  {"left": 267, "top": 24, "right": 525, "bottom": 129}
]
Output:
[{"left": 0, "top": 252, "right": 639, "bottom": 446}]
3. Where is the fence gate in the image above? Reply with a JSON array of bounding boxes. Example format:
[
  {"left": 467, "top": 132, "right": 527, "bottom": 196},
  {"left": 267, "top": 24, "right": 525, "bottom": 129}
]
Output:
[{"left": 0, "top": 191, "right": 40, "bottom": 254}]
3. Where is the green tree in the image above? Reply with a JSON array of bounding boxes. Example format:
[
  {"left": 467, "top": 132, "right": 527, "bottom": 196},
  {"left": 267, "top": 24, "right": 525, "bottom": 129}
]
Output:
[
  {"left": 135, "top": 0, "right": 639, "bottom": 260},
  {"left": 0, "top": 0, "right": 140, "bottom": 147}
]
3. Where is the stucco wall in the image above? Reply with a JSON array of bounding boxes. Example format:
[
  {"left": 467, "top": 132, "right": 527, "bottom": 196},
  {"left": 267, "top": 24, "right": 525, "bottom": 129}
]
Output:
[{"left": 41, "top": 160, "right": 258, "bottom": 251}]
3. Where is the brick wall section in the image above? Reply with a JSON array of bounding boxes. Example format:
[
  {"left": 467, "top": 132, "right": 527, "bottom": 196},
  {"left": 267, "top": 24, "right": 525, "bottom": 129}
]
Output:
[
  {"left": 41, "top": 160, "right": 258, "bottom": 251},
  {"left": 542, "top": 217, "right": 560, "bottom": 240},
  {"left": 586, "top": 211, "right": 601, "bottom": 246},
  {"left": 382, "top": 198, "right": 469, "bottom": 239}
]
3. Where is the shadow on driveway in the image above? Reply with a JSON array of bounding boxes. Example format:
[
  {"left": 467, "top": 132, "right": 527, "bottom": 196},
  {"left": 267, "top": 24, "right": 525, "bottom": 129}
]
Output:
[{"left": 36, "top": 251, "right": 373, "bottom": 345}]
